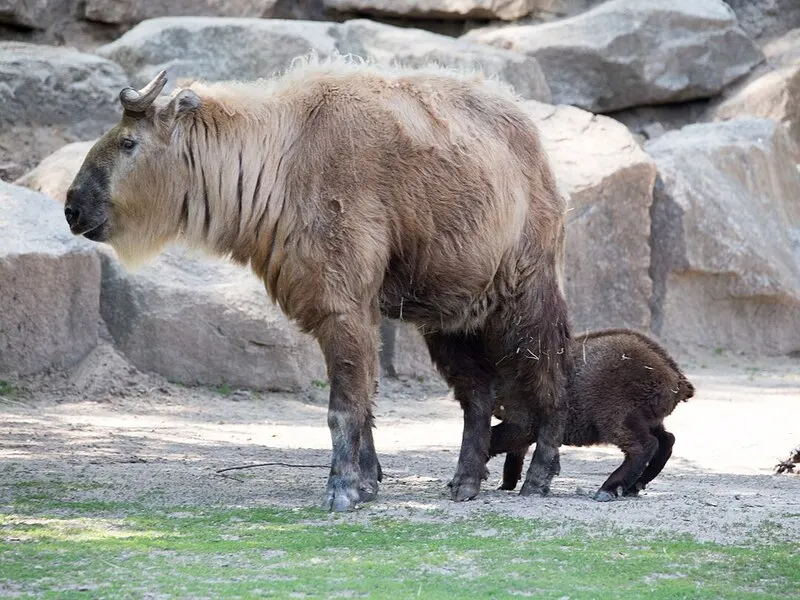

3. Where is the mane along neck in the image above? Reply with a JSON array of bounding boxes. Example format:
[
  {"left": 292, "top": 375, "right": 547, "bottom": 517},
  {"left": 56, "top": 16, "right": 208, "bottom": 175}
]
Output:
[{"left": 177, "top": 98, "right": 295, "bottom": 271}]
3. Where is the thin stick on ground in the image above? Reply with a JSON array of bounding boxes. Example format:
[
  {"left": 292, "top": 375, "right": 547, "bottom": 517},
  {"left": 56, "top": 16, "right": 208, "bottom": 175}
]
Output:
[{"left": 215, "top": 462, "right": 330, "bottom": 474}]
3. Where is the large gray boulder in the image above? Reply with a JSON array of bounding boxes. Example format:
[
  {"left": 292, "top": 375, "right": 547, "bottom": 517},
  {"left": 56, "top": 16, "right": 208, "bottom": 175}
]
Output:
[
  {"left": 335, "top": 19, "right": 550, "bottom": 102},
  {"left": 95, "top": 18, "right": 336, "bottom": 89},
  {"left": 0, "top": 0, "right": 71, "bottom": 29},
  {"left": 14, "top": 140, "right": 97, "bottom": 202},
  {"left": 0, "top": 182, "right": 100, "bottom": 376},
  {"left": 762, "top": 28, "right": 800, "bottom": 68},
  {"left": 710, "top": 27, "right": 800, "bottom": 155},
  {"left": 100, "top": 248, "right": 328, "bottom": 392},
  {"left": 95, "top": 16, "right": 552, "bottom": 101},
  {"left": 525, "top": 101, "right": 657, "bottom": 332},
  {"left": 0, "top": 42, "right": 128, "bottom": 181},
  {"left": 463, "top": 0, "right": 763, "bottom": 112},
  {"left": 1, "top": 0, "right": 45, "bottom": 28},
  {"left": 84, "top": 0, "right": 279, "bottom": 25},
  {"left": 723, "top": 0, "right": 800, "bottom": 42},
  {"left": 323, "top": 0, "right": 535, "bottom": 20},
  {"left": 646, "top": 119, "right": 800, "bottom": 356},
  {"left": 711, "top": 65, "right": 800, "bottom": 155},
  {"left": 15, "top": 141, "right": 328, "bottom": 392}
]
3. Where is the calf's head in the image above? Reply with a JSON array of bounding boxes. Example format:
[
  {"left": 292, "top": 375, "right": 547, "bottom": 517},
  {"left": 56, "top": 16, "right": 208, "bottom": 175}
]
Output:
[{"left": 65, "top": 71, "right": 201, "bottom": 264}]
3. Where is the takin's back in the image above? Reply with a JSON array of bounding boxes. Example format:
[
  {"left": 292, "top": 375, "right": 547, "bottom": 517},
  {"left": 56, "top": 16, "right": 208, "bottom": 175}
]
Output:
[
  {"left": 200, "top": 61, "right": 566, "bottom": 332},
  {"left": 565, "top": 329, "right": 694, "bottom": 445}
]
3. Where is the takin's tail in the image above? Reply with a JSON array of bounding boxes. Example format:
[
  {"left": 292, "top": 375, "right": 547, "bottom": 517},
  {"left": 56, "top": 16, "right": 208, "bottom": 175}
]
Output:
[{"left": 678, "top": 375, "right": 695, "bottom": 402}]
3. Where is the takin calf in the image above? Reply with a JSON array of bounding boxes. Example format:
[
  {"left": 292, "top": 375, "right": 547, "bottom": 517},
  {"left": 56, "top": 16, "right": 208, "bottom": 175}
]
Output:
[
  {"left": 490, "top": 329, "right": 694, "bottom": 501},
  {"left": 63, "top": 56, "right": 571, "bottom": 511}
]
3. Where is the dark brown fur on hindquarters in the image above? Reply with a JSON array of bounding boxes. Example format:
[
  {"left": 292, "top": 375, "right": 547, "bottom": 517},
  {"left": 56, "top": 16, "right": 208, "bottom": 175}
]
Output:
[
  {"left": 774, "top": 444, "right": 800, "bottom": 474},
  {"left": 491, "top": 328, "right": 694, "bottom": 501},
  {"left": 64, "top": 59, "right": 571, "bottom": 512}
]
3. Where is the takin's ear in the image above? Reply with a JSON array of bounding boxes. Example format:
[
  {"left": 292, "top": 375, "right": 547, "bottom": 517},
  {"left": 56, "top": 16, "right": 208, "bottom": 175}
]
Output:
[{"left": 160, "top": 89, "right": 202, "bottom": 126}]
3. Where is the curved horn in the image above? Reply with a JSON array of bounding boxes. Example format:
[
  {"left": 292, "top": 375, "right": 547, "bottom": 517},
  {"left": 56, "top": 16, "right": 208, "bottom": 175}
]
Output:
[{"left": 119, "top": 70, "right": 168, "bottom": 114}]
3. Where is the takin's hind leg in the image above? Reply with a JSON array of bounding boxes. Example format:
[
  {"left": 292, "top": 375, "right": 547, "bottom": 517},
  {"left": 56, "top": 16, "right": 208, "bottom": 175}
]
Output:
[
  {"left": 359, "top": 413, "right": 382, "bottom": 495},
  {"left": 379, "top": 318, "right": 398, "bottom": 380},
  {"left": 623, "top": 425, "right": 675, "bottom": 497},
  {"left": 489, "top": 287, "right": 570, "bottom": 497},
  {"left": 594, "top": 420, "right": 659, "bottom": 502},
  {"left": 425, "top": 331, "right": 496, "bottom": 502},
  {"left": 316, "top": 304, "right": 381, "bottom": 512},
  {"left": 487, "top": 269, "right": 572, "bottom": 497}
]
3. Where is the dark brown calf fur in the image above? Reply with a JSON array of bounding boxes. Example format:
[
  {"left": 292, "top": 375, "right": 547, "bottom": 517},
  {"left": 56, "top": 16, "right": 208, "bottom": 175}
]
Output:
[{"left": 490, "top": 329, "right": 694, "bottom": 501}]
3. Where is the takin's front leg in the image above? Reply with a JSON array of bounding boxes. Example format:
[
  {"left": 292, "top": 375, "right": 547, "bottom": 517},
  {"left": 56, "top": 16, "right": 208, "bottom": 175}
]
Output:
[
  {"left": 425, "top": 331, "right": 496, "bottom": 502},
  {"left": 317, "top": 306, "right": 381, "bottom": 512}
]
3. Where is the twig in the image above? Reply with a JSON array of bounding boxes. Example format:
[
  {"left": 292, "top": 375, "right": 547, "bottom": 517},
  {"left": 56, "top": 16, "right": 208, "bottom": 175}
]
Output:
[
  {"left": 216, "top": 471, "right": 245, "bottom": 483},
  {"left": 216, "top": 462, "right": 330, "bottom": 474},
  {"left": 215, "top": 462, "right": 401, "bottom": 479}
]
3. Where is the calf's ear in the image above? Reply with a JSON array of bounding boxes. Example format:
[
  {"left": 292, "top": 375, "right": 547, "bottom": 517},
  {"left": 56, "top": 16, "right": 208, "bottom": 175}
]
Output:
[{"left": 160, "top": 89, "right": 202, "bottom": 127}]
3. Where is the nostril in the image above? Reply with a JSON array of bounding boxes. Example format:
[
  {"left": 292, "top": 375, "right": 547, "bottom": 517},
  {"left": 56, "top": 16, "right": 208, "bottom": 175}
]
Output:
[{"left": 64, "top": 206, "right": 81, "bottom": 227}]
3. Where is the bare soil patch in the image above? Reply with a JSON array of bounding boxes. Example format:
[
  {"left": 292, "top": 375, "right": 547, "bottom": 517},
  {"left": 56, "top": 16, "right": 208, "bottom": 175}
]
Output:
[{"left": 2, "top": 343, "right": 798, "bottom": 544}]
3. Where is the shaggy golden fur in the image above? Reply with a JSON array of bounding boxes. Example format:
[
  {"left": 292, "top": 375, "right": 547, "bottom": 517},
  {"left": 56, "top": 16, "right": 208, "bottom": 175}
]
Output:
[{"left": 66, "top": 55, "right": 571, "bottom": 511}]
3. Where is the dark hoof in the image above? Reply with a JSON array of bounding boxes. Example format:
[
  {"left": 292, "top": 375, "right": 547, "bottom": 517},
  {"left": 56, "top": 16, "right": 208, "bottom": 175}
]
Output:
[
  {"left": 321, "top": 475, "right": 363, "bottom": 512},
  {"left": 358, "top": 478, "right": 379, "bottom": 503},
  {"left": 520, "top": 480, "right": 550, "bottom": 497},
  {"left": 448, "top": 477, "right": 481, "bottom": 502},
  {"left": 593, "top": 489, "right": 616, "bottom": 502},
  {"left": 623, "top": 483, "right": 643, "bottom": 497},
  {"left": 498, "top": 480, "right": 517, "bottom": 491}
]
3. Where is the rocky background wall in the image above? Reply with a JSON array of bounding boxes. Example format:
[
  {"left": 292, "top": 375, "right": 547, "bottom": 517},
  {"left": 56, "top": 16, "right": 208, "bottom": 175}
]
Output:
[{"left": 2, "top": 0, "right": 799, "bottom": 392}]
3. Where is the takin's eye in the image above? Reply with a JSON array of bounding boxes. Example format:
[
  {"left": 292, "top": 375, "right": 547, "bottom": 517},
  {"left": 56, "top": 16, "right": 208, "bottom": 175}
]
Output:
[{"left": 120, "top": 137, "right": 138, "bottom": 152}]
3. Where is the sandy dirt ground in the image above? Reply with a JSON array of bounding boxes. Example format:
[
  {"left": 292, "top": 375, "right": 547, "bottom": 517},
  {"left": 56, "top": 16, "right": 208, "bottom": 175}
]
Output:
[{"left": 1, "top": 343, "right": 799, "bottom": 545}]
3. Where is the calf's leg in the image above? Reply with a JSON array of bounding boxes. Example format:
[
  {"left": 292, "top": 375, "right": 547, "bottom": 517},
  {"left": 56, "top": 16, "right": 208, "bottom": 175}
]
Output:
[
  {"left": 594, "top": 418, "right": 658, "bottom": 502},
  {"left": 488, "top": 421, "right": 530, "bottom": 490},
  {"left": 624, "top": 426, "right": 675, "bottom": 496},
  {"left": 317, "top": 306, "right": 381, "bottom": 512},
  {"left": 425, "top": 331, "right": 495, "bottom": 502},
  {"left": 501, "top": 449, "right": 529, "bottom": 491}
]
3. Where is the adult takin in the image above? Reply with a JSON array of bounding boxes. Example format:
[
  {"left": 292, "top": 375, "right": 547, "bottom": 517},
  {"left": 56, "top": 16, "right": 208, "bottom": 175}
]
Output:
[
  {"left": 491, "top": 329, "right": 694, "bottom": 501},
  {"left": 64, "top": 56, "right": 571, "bottom": 511}
]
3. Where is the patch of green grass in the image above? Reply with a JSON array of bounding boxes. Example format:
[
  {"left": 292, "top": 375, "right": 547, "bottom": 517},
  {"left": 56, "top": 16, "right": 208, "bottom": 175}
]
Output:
[
  {"left": 311, "top": 379, "right": 329, "bottom": 389},
  {"left": 713, "top": 347, "right": 726, "bottom": 356},
  {"left": 214, "top": 382, "right": 232, "bottom": 396},
  {"left": 0, "top": 380, "right": 24, "bottom": 400},
  {"left": 1, "top": 499, "right": 797, "bottom": 599}
]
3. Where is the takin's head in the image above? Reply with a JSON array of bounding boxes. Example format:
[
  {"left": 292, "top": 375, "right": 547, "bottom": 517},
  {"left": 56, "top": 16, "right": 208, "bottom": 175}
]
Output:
[{"left": 64, "top": 71, "right": 201, "bottom": 265}]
